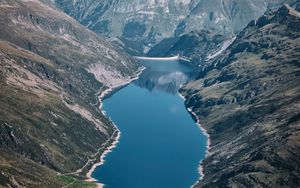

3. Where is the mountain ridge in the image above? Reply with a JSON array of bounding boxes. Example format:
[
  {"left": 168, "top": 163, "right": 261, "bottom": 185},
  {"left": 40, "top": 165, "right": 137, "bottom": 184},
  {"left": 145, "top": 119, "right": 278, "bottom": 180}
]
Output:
[
  {"left": 0, "top": 1, "right": 299, "bottom": 188},
  {"left": 54, "top": 0, "right": 297, "bottom": 55},
  {"left": 0, "top": 0, "right": 140, "bottom": 187},
  {"left": 181, "top": 4, "right": 300, "bottom": 187}
]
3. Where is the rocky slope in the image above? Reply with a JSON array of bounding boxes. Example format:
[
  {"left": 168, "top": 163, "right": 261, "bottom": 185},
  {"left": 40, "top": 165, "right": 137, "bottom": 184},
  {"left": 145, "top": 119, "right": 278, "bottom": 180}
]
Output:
[
  {"left": 149, "top": 0, "right": 300, "bottom": 66},
  {"left": 0, "top": 0, "right": 140, "bottom": 187},
  {"left": 176, "top": 0, "right": 298, "bottom": 36},
  {"left": 54, "top": 0, "right": 296, "bottom": 55},
  {"left": 148, "top": 30, "right": 234, "bottom": 66},
  {"left": 55, "top": 0, "right": 193, "bottom": 54},
  {"left": 180, "top": 4, "right": 300, "bottom": 187}
]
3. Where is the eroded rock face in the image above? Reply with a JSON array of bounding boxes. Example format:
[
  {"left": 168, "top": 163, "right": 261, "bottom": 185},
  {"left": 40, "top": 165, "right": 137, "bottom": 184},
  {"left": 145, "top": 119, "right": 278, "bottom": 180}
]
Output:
[
  {"left": 54, "top": 0, "right": 297, "bottom": 55},
  {"left": 55, "top": 0, "right": 193, "bottom": 54},
  {"left": 148, "top": 30, "right": 232, "bottom": 66},
  {"left": 180, "top": 4, "right": 300, "bottom": 187}
]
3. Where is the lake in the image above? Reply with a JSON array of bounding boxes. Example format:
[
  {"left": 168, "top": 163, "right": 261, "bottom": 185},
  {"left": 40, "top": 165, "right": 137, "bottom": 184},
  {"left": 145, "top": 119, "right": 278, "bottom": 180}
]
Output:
[{"left": 91, "top": 60, "right": 207, "bottom": 188}]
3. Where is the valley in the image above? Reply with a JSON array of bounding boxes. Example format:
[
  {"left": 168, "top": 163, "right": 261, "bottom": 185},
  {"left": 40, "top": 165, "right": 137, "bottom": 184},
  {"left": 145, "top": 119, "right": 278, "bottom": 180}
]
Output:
[{"left": 0, "top": 0, "right": 299, "bottom": 188}]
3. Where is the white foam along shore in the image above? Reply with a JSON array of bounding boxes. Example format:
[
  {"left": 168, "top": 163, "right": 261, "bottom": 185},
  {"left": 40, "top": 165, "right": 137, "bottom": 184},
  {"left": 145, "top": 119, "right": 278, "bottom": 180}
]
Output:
[
  {"left": 85, "top": 66, "right": 145, "bottom": 188},
  {"left": 178, "top": 92, "right": 211, "bottom": 187}
]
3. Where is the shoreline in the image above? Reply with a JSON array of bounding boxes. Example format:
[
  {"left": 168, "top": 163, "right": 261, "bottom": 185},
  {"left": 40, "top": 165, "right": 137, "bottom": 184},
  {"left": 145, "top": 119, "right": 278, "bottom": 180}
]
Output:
[
  {"left": 178, "top": 92, "right": 211, "bottom": 187},
  {"left": 85, "top": 66, "right": 145, "bottom": 187},
  {"left": 85, "top": 129, "right": 121, "bottom": 188}
]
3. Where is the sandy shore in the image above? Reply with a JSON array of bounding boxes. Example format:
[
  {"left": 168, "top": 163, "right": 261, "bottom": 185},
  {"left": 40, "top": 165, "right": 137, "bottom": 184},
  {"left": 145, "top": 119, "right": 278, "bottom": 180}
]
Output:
[
  {"left": 85, "top": 66, "right": 145, "bottom": 187},
  {"left": 178, "top": 92, "right": 211, "bottom": 186}
]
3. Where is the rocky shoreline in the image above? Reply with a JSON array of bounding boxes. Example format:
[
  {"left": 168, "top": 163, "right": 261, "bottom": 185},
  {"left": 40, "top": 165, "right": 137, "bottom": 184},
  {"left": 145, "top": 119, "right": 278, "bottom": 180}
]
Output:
[
  {"left": 85, "top": 66, "right": 145, "bottom": 187},
  {"left": 181, "top": 4, "right": 300, "bottom": 187},
  {"left": 178, "top": 92, "right": 211, "bottom": 186}
]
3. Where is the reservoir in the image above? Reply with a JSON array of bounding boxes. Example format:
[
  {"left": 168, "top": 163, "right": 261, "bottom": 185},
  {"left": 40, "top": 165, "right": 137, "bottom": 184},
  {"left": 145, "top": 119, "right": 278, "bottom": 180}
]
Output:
[{"left": 91, "top": 60, "right": 208, "bottom": 188}]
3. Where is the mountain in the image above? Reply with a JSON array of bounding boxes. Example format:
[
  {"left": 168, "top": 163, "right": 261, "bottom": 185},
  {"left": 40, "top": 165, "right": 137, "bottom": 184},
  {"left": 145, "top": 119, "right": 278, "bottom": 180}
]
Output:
[
  {"left": 1, "top": 0, "right": 299, "bottom": 187},
  {"left": 0, "top": 0, "right": 140, "bottom": 187},
  {"left": 148, "top": 30, "right": 234, "bottom": 66},
  {"left": 54, "top": 0, "right": 296, "bottom": 55},
  {"left": 54, "top": 0, "right": 193, "bottom": 54},
  {"left": 180, "top": 4, "right": 300, "bottom": 187},
  {"left": 175, "top": 0, "right": 298, "bottom": 36},
  {"left": 150, "top": 0, "right": 300, "bottom": 66}
]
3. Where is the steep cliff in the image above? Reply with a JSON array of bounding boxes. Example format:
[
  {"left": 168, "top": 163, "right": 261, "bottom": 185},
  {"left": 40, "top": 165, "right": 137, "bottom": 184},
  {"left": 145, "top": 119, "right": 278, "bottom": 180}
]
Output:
[
  {"left": 148, "top": 30, "right": 234, "bottom": 66},
  {"left": 181, "top": 4, "right": 300, "bottom": 187},
  {"left": 176, "top": 0, "right": 298, "bottom": 35},
  {"left": 55, "top": 0, "right": 193, "bottom": 54},
  {"left": 54, "top": 0, "right": 296, "bottom": 55}
]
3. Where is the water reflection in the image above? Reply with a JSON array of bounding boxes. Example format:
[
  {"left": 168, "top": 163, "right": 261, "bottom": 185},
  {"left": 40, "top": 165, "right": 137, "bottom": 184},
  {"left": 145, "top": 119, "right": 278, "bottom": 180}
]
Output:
[
  {"left": 93, "top": 59, "right": 207, "bottom": 188},
  {"left": 134, "top": 60, "right": 198, "bottom": 94}
]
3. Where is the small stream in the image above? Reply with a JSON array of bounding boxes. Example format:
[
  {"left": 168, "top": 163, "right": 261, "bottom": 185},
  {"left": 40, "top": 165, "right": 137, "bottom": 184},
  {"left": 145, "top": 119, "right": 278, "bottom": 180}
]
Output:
[{"left": 92, "top": 60, "right": 208, "bottom": 188}]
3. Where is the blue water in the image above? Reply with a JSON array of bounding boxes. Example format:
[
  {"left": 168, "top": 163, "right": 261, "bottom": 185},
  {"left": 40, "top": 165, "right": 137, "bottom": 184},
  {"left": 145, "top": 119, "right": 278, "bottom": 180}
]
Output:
[{"left": 92, "top": 60, "right": 207, "bottom": 188}]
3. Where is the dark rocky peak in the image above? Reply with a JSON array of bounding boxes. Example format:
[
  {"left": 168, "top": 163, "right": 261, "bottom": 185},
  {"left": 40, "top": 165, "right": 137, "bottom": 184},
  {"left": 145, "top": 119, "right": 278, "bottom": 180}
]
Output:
[
  {"left": 275, "top": 4, "right": 300, "bottom": 32},
  {"left": 240, "top": 3, "right": 300, "bottom": 37},
  {"left": 264, "top": 3, "right": 300, "bottom": 23},
  {"left": 208, "top": 3, "right": 300, "bottom": 75},
  {"left": 278, "top": 3, "right": 300, "bottom": 18},
  {"left": 259, "top": 4, "right": 300, "bottom": 31}
]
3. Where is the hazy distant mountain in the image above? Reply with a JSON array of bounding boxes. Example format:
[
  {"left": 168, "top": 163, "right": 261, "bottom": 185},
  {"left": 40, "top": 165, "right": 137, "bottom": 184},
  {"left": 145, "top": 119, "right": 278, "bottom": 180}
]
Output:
[
  {"left": 176, "top": 0, "right": 298, "bottom": 35},
  {"left": 54, "top": 0, "right": 193, "bottom": 54},
  {"left": 55, "top": 0, "right": 296, "bottom": 55},
  {"left": 181, "top": 4, "right": 300, "bottom": 187},
  {"left": 149, "top": 0, "right": 300, "bottom": 66},
  {"left": 148, "top": 29, "right": 233, "bottom": 66}
]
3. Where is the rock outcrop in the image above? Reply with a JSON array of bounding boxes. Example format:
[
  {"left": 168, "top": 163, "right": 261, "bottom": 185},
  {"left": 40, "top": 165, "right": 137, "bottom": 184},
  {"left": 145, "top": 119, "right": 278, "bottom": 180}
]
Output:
[
  {"left": 181, "top": 4, "right": 300, "bottom": 187},
  {"left": 54, "top": 0, "right": 297, "bottom": 55}
]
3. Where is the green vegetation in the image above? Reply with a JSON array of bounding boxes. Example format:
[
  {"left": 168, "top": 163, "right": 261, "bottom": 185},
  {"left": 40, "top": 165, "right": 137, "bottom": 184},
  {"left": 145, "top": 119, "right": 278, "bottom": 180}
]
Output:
[
  {"left": 0, "top": 0, "right": 139, "bottom": 187},
  {"left": 59, "top": 176, "right": 96, "bottom": 188},
  {"left": 181, "top": 4, "right": 300, "bottom": 188}
]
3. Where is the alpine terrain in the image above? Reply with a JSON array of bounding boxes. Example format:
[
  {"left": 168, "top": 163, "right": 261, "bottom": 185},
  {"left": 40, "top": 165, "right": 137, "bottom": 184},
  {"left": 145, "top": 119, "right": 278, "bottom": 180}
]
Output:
[
  {"left": 180, "top": 4, "right": 300, "bottom": 187},
  {"left": 0, "top": 0, "right": 140, "bottom": 187},
  {"left": 55, "top": 0, "right": 298, "bottom": 55},
  {"left": 0, "top": 0, "right": 299, "bottom": 188}
]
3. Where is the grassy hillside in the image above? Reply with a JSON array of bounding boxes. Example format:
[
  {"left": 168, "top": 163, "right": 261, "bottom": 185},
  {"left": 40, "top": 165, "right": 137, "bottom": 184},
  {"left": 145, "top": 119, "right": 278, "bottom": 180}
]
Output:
[
  {"left": 0, "top": 0, "right": 140, "bottom": 187},
  {"left": 181, "top": 4, "right": 300, "bottom": 187}
]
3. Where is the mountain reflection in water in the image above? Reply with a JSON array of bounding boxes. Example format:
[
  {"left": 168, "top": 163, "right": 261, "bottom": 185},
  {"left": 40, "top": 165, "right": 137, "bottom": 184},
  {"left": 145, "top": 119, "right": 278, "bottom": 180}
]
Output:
[
  {"left": 134, "top": 60, "right": 198, "bottom": 94},
  {"left": 92, "top": 58, "right": 207, "bottom": 188}
]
